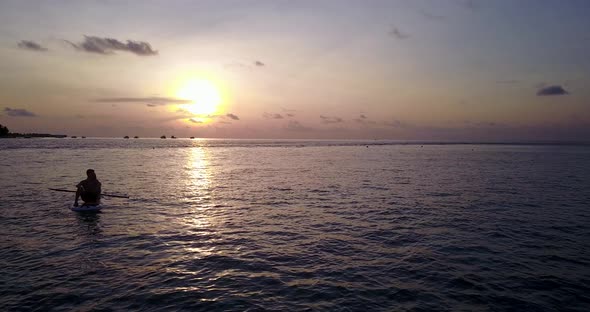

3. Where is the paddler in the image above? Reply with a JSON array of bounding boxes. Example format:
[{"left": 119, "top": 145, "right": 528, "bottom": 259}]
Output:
[{"left": 74, "top": 169, "right": 102, "bottom": 207}]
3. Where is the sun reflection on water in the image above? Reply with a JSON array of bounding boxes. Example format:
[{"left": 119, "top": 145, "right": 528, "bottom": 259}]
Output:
[
  {"left": 186, "top": 146, "right": 211, "bottom": 194},
  {"left": 178, "top": 147, "right": 220, "bottom": 259}
]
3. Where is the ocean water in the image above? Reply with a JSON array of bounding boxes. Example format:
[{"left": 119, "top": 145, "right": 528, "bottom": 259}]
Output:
[{"left": 1, "top": 138, "right": 589, "bottom": 311}]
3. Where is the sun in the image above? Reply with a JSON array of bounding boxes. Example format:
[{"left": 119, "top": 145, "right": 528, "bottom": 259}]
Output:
[{"left": 176, "top": 79, "right": 222, "bottom": 116}]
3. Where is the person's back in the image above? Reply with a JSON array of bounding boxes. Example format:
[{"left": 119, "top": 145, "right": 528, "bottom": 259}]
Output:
[{"left": 74, "top": 169, "right": 102, "bottom": 206}]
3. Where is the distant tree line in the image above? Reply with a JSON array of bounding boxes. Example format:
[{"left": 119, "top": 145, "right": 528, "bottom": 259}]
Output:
[
  {"left": 0, "top": 124, "right": 9, "bottom": 136},
  {"left": 0, "top": 124, "right": 67, "bottom": 138}
]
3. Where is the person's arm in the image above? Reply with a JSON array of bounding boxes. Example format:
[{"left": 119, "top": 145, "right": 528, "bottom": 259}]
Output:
[
  {"left": 97, "top": 182, "right": 102, "bottom": 201},
  {"left": 74, "top": 182, "right": 84, "bottom": 206}
]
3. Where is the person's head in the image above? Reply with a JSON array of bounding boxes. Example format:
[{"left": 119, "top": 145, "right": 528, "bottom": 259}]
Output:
[{"left": 86, "top": 169, "right": 97, "bottom": 180}]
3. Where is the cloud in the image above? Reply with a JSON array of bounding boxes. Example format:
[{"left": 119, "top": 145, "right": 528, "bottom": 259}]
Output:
[
  {"left": 157, "top": 108, "right": 195, "bottom": 122},
  {"left": 224, "top": 62, "right": 251, "bottom": 71},
  {"left": 536, "top": 85, "right": 569, "bottom": 96},
  {"left": 226, "top": 113, "right": 240, "bottom": 120},
  {"left": 389, "top": 27, "right": 409, "bottom": 39},
  {"left": 3, "top": 107, "right": 37, "bottom": 117},
  {"left": 319, "top": 115, "right": 343, "bottom": 124},
  {"left": 285, "top": 120, "right": 312, "bottom": 132},
  {"left": 67, "top": 36, "right": 158, "bottom": 56},
  {"left": 460, "top": 0, "right": 478, "bottom": 11},
  {"left": 263, "top": 112, "right": 284, "bottom": 119},
  {"left": 254, "top": 61, "right": 265, "bottom": 66},
  {"left": 17, "top": 40, "right": 48, "bottom": 52},
  {"left": 281, "top": 107, "right": 297, "bottom": 113},
  {"left": 94, "top": 97, "right": 191, "bottom": 106},
  {"left": 264, "top": 112, "right": 296, "bottom": 119},
  {"left": 189, "top": 118, "right": 203, "bottom": 124},
  {"left": 354, "top": 114, "right": 376, "bottom": 125},
  {"left": 383, "top": 120, "right": 406, "bottom": 128}
]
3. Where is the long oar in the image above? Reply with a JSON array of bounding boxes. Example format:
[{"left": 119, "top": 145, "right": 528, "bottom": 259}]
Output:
[{"left": 49, "top": 188, "right": 130, "bottom": 199}]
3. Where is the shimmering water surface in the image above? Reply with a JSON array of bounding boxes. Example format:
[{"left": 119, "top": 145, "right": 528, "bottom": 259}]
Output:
[{"left": 1, "top": 139, "right": 589, "bottom": 311}]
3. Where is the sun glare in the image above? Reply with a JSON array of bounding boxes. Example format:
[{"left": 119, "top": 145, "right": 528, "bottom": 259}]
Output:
[{"left": 176, "top": 79, "right": 222, "bottom": 116}]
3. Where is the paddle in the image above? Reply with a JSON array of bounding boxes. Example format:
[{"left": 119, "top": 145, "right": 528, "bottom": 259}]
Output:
[{"left": 48, "top": 188, "right": 130, "bottom": 199}]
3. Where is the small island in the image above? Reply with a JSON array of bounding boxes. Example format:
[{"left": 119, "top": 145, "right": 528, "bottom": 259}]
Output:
[{"left": 0, "top": 124, "right": 67, "bottom": 138}]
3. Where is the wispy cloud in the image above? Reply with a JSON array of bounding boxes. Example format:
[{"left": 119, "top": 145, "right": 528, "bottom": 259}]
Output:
[
  {"left": 189, "top": 118, "right": 203, "bottom": 124},
  {"left": 263, "top": 113, "right": 284, "bottom": 119},
  {"left": 354, "top": 114, "right": 376, "bottom": 125},
  {"left": 225, "top": 60, "right": 266, "bottom": 71},
  {"left": 226, "top": 113, "right": 240, "bottom": 120},
  {"left": 3, "top": 107, "right": 37, "bottom": 117},
  {"left": 17, "top": 40, "right": 48, "bottom": 52},
  {"left": 94, "top": 97, "right": 191, "bottom": 106},
  {"left": 460, "top": 0, "right": 478, "bottom": 11},
  {"left": 537, "top": 85, "right": 569, "bottom": 96},
  {"left": 285, "top": 120, "right": 312, "bottom": 132},
  {"left": 389, "top": 27, "right": 410, "bottom": 39},
  {"left": 419, "top": 10, "right": 445, "bottom": 21},
  {"left": 224, "top": 62, "right": 251, "bottom": 71},
  {"left": 319, "top": 115, "right": 343, "bottom": 124},
  {"left": 67, "top": 36, "right": 158, "bottom": 56},
  {"left": 383, "top": 119, "right": 406, "bottom": 128}
]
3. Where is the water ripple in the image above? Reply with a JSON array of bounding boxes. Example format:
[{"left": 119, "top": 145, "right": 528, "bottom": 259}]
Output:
[{"left": 1, "top": 141, "right": 589, "bottom": 311}]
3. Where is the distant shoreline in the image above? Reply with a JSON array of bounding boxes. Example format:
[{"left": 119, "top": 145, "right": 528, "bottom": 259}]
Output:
[
  {"left": 0, "top": 133, "right": 68, "bottom": 138},
  {"left": 1, "top": 136, "right": 588, "bottom": 146}
]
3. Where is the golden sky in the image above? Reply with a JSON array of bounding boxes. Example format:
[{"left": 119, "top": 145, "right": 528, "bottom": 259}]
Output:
[{"left": 1, "top": 0, "right": 589, "bottom": 141}]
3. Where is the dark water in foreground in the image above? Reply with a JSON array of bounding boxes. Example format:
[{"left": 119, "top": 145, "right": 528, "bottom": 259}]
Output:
[{"left": 1, "top": 139, "right": 589, "bottom": 311}]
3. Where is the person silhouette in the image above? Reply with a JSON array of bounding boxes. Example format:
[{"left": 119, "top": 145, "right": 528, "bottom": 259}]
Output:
[{"left": 74, "top": 169, "right": 102, "bottom": 207}]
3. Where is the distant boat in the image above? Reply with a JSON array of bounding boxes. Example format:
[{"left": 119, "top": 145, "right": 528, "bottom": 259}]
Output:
[
  {"left": 171, "top": 136, "right": 177, "bottom": 139},
  {"left": 160, "top": 135, "right": 166, "bottom": 139},
  {"left": 71, "top": 136, "right": 77, "bottom": 138},
  {"left": 124, "top": 136, "right": 129, "bottom": 139},
  {"left": 190, "top": 136, "right": 195, "bottom": 139},
  {"left": 134, "top": 136, "right": 139, "bottom": 139}
]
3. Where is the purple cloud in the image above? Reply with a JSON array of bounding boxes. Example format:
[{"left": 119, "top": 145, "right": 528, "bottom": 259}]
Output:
[
  {"left": 319, "top": 115, "right": 343, "bottom": 124},
  {"left": 537, "top": 85, "right": 568, "bottom": 96},
  {"left": 68, "top": 36, "right": 158, "bottom": 56},
  {"left": 94, "top": 97, "right": 191, "bottom": 106},
  {"left": 3, "top": 107, "right": 37, "bottom": 117},
  {"left": 17, "top": 40, "right": 48, "bottom": 52},
  {"left": 285, "top": 120, "right": 312, "bottom": 132},
  {"left": 389, "top": 27, "right": 409, "bottom": 39},
  {"left": 263, "top": 113, "right": 284, "bottom": 119}
]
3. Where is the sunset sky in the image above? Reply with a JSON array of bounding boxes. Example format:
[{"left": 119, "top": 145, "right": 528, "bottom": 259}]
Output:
[{"left": 0, "top": 0, "right": 589, "bottom": 141}]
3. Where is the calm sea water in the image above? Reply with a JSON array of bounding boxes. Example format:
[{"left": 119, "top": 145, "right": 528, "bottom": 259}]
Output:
[{"left": 1, "top": 138, "right": 589, "bottom": 311}]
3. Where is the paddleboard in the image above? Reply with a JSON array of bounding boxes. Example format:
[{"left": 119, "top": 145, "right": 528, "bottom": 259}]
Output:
[{"left": 71, "top": 203, "right": 103, "bottom": 212}]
